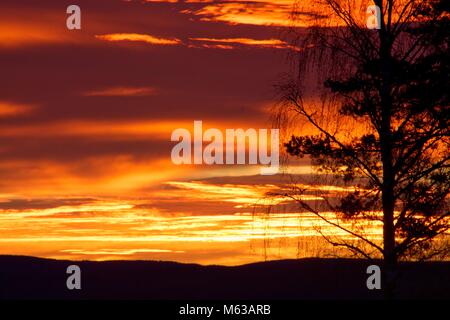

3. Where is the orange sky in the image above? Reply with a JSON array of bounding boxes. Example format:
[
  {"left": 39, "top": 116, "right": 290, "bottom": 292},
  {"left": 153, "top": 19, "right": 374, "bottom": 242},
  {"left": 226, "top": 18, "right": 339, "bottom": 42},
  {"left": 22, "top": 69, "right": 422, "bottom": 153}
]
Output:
[{"left": 0, "top": 0, "right": 416, "bottom": 265}]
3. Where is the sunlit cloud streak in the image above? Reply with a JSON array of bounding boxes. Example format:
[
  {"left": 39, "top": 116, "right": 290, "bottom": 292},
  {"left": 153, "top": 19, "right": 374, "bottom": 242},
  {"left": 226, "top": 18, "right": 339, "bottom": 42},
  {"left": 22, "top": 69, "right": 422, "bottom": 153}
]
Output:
[
  {"left": 0, "top": 21, "right": 71, "bottom": 47},
  {"left": 60, "top": 248, "right": 185, "bottom": 255},
  {"left": 95, "top": 33, "right": 181, "bottom": 45},
  {"left": 182, "top": 1, "right": 296, "bottom": 27},
  {"left": 188, "top": 43, "right": 234, "bottom": 50},
  {"left": 190, "top": 37, "right": 297, "bottom": 49},
  {"left": 0, "top": 101, "right": 34, "bottom": 117}
]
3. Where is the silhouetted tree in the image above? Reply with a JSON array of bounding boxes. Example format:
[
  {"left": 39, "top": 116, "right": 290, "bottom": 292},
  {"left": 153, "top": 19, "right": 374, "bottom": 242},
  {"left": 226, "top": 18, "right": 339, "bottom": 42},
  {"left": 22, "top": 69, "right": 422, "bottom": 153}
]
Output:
[{"left": 278, "top": 0, "right": 449, "bottom": 296}]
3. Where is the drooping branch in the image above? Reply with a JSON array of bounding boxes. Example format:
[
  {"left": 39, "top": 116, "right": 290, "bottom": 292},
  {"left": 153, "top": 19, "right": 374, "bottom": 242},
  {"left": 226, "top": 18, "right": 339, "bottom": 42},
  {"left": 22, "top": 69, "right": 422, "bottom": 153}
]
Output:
[{"left": 283, "top": 192, "right": 385, "bottom": 255}]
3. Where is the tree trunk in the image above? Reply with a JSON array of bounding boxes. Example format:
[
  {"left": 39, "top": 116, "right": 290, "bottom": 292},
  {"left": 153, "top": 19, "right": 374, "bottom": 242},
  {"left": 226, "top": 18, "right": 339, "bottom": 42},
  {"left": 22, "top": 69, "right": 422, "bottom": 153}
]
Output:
[
  {"left": 381, "top": 150, "right": 397, "bottom": 299},
  {"left": 379, "top": 8, "right": 398, "bottom": 297},
  {"left": 380, "top": 95, "right": 397, "bottom": 297}
]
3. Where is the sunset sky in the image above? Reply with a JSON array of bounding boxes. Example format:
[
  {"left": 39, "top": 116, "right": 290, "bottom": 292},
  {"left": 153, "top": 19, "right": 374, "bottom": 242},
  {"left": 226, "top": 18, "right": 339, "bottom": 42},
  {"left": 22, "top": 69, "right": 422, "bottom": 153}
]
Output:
[{"left": 0, "top": 0, "right": 384, "bottom": 265}]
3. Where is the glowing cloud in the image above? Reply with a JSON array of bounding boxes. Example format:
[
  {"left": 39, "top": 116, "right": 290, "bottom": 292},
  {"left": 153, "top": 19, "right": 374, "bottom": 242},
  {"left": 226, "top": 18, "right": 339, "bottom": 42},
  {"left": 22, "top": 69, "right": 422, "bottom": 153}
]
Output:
[
  {"left": 0, "top": 22, "right": 70, "bottom": 47},
  {"left": 191, "top": 37, "right": 292, "bottom": 49},
  {"left": 0, "top": 101, "right": 34, "bottom": 117},
  {"left": 95, "top": 33, "right": 181, "bottom": 45},
  {"left": 183, "top": 1, "right": 294, "bottom": 27}
]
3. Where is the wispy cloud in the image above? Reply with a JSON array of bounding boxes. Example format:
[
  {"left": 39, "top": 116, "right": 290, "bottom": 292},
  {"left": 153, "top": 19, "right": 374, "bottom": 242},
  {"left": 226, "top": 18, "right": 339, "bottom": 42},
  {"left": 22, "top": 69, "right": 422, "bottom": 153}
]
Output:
[
  {"left": 165, "top": 180, "right": 322, "bottom": 206},
  {"left": 183, "top": 1, "right": 293, "bottom": 27},
  {"left": 0, "top": 18, "right": 77, "bottom": 47},
  {"left": 190, "top": 37, "right": 293, "bottom": 49},
  {"left": 181, "top": 0, "right": 331, "bottom": 27},
  {"left": 0, "top": 101, "right": 34, "bottom": 117},
  {"left": 188, "top": 43, "right": 234, "bottom": 50},
  {"left": 95, "top": 33, "right": 181, "bottom": 45}
]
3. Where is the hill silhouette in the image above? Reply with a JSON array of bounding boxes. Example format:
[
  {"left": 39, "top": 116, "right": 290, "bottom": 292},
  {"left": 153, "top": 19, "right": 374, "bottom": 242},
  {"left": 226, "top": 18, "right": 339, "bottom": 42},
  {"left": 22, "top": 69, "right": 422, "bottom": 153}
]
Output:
[{"left": 0, "top": 256, "right": 449, "bottom": 299}]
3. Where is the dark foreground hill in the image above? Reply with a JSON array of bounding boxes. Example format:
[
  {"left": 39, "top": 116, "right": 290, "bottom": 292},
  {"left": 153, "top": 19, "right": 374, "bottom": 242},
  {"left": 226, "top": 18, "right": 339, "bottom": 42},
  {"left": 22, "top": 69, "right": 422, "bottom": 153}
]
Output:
[{"left": 0, "top": 255, "right": 449, "bottom": 299}]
